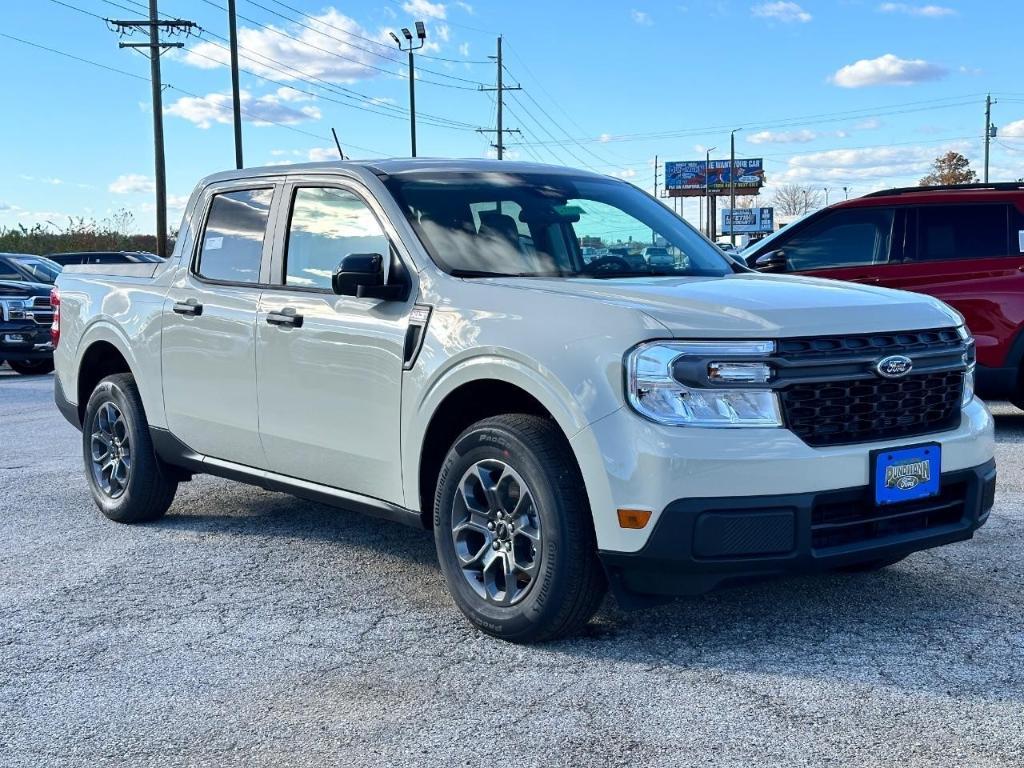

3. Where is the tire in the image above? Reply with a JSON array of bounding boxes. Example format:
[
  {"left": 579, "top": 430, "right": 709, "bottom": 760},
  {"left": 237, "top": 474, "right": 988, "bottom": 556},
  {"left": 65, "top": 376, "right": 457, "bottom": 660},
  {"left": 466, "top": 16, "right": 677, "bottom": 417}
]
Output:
[
  {"left": 8, "top": 358, "right": 54, "bottom": 375},
  {"left": 837, "top": 554, "right": 908, "bottom": 573},
  {"left": 434, "top": 414, "right": 606, "bottom": 643},
  {"left": 82, "top": 373, "right": 178, "bottom": 523}
]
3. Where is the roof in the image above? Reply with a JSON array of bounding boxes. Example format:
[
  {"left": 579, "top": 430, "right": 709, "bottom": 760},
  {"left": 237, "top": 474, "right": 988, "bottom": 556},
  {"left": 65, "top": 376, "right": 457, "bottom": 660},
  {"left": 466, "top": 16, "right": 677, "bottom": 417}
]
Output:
[
  {"left": 200, "top": 157, "right": 606, "bottom": 186},
  {"left": 862, "top": 182, "right": 1024, "bottom": 198}
]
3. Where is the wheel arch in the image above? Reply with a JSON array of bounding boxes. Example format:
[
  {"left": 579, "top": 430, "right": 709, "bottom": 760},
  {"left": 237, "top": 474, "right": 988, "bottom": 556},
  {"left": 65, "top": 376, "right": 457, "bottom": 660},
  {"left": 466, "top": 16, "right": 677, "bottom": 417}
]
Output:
[
  {"left": 412, "top": 363, "right": 593, "bottom": 529},
  {"left": 75, "top": 329, "right": 140, "bottom": 425}
]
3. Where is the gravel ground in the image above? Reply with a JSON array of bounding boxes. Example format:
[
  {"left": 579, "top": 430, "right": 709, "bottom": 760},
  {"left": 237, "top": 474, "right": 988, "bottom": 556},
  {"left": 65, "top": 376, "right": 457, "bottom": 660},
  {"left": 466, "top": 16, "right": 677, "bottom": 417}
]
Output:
[{"left": 1, "top": 368, "right": 1022, "bottom": 767}]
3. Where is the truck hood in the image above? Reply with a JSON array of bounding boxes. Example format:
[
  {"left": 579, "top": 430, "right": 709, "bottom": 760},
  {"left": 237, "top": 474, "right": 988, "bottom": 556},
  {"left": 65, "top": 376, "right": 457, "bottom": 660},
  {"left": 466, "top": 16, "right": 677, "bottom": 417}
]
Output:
[
  {"left": 0, "top": 279, "right": 51, "bottom": 297},
  {"left": 483, "top": 272, "right": 962, "bottom": 338}
]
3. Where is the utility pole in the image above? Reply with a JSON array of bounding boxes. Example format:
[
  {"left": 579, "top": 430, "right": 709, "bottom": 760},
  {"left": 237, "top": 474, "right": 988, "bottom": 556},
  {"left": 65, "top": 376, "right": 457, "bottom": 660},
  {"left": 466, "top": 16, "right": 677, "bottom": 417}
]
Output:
[
  {"left": 390, "top": 22, "right": 427, "bottom": 157},
  {"left": 108, "top": 3, "right": 198, "bottom": 258},
  {"left": 824, "top": 187, "right": 830, "bottom": 206},
  {"left": 478, "top": 36, "right": 521, "bottom": 159},
  {"left": 653, "top": 155, "right": 659, "bottom": 198},
  {"left": 227, "top": 0, "right": 243, "bottom": 169},
  {"left": 705, "top": 146, "right": 717, "bottom": 239},
  {"left": 729, "top": 128, "right": 742, "bottom": 247},
  {"left": 984, "top": 93, "right": 997, "bottom": 183}
]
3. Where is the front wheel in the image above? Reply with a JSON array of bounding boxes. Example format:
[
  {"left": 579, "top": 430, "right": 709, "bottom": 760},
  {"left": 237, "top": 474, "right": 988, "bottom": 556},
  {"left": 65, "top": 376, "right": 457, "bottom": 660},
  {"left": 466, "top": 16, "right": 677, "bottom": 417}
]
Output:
[
  {"left": 8, "top": 358, "right": 54, "bottom": 375},
  {"left": 434, "top": 414, "right": 606, "bottom": 643},
  {"left": 82, "top": 373, "right": 178, "bottom": 523}
]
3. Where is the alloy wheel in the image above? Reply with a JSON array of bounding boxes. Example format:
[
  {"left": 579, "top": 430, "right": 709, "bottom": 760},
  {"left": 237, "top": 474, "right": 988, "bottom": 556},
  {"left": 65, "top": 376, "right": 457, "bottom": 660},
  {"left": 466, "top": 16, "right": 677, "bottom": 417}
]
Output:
[{"left": 89, "top": 401, "right": 132, "bottom": 499}]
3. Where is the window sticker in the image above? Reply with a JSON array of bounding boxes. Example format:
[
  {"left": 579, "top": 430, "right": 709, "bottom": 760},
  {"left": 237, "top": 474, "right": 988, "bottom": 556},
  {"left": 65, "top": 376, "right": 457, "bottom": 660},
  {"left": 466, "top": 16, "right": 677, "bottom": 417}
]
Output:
[
  {"left": 206, "top": 236, "right": 224, "bottom": 251},
  {"left": 1018, "top": 229, "right": 1023, "bottom": 253}
]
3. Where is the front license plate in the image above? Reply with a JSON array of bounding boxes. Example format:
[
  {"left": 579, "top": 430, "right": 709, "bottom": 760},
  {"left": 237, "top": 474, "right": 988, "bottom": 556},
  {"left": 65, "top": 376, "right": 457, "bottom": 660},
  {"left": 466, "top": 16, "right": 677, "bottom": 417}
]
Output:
[{"left": 872, "top": 443, "right": 941, "bottom": 506}]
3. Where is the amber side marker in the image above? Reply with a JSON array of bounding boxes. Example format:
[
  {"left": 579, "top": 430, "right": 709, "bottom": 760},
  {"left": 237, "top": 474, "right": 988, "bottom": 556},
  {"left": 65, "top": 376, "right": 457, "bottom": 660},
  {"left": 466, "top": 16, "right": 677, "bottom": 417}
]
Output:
[{"left": 617, "top": 508, "right": 653, "bottom": 529}]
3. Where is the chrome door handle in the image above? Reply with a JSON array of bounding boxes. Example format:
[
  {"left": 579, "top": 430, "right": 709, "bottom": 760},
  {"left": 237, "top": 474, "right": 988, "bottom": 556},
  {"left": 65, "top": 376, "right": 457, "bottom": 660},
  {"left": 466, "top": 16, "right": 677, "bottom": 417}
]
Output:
[
  {"left": 172, "top": 300, "right": 203, "bottom": 316},
  {"left": 266, "top": 309, "right": 303, "bottom": 328}
]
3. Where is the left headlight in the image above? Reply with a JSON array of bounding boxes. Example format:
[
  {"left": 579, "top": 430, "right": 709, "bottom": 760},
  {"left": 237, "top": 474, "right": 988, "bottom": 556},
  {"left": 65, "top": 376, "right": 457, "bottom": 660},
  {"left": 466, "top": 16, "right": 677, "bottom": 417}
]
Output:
[
  {"left": 625, "top": 341, "right": 783, "bottom": 427},
  {"left": 958, "top": 325, "right": 976, "bottom": 407}
]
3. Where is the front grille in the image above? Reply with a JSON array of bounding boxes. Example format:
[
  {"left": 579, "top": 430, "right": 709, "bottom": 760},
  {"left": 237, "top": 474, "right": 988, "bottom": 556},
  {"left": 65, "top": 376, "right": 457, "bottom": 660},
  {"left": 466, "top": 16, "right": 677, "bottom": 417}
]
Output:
[
  {"left": 780, "top": 370, "right": 963, "bottom": 447},
  {"left": 777, "top": 328, "right": 962, "bottom": 360},
  {"left": 811, "top": 481, "right": 967, "bottom": 550}
]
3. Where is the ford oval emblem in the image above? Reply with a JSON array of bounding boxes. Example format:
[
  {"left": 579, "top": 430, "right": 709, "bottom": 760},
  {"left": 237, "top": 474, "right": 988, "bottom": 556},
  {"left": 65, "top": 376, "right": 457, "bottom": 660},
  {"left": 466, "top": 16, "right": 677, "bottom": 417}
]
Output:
[{"left": 876, "top": 354, "right": 913, "bottom": 379}]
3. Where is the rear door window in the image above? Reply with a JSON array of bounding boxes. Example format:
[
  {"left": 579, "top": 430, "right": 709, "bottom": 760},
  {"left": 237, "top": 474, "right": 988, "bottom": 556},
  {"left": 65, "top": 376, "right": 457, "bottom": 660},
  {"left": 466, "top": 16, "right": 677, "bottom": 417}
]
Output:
[
  {"left": 195, "top": 188, "right": 274, "bottom": 283},
  {"left": 912, "top": 204, "right": 1010, "bottom": 261},
  {"left": 779, "top": 208, "right": 894, "bottom": 271}
]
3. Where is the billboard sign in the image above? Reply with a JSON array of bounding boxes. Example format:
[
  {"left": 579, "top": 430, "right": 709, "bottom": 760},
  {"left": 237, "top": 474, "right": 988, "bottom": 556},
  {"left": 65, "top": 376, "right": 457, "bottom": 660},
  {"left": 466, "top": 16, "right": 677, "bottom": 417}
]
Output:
[
  {"left": 721, "top": 207, "right": 775, "bottom": 234},
  {"left": 664, "top": 159, "right": 765, "bottom": 197}
]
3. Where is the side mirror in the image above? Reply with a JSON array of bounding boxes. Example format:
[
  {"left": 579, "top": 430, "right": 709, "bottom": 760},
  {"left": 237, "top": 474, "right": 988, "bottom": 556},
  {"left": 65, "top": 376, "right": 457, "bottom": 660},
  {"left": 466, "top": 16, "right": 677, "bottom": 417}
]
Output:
[
  {"left": 332, "top": 253, "right": 405, "bottom": 300},
  {"left": 753, "top": 249, "right": 788, "bottom": 273}
]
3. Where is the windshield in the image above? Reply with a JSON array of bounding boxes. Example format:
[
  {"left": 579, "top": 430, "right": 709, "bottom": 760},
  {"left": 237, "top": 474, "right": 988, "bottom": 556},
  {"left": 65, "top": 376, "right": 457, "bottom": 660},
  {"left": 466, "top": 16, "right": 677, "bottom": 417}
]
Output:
[
  {"left": 382, "top": 171, "right": 732, "bottom": 278},
  {"left": 12, "top": 256, "right": 61, "bottom": 283}
]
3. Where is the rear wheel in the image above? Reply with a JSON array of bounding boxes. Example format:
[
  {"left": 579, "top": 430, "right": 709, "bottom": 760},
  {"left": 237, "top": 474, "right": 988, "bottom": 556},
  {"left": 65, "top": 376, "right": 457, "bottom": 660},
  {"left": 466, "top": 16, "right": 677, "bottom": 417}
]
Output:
[
  {"left": 82, "top": 373, "right": 178, "bottom": 523},
  {"left": 8, "top": 358, "right": 54, "bottom": 375},
  {"left": 434, "top": 414, "right": 606, "bottom": 643}
]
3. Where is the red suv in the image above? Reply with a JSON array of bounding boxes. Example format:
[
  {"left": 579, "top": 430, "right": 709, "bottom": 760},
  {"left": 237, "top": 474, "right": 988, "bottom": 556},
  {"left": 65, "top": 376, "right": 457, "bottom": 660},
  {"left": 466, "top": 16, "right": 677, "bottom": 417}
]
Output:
[{"left": 744, "top": 183, "right": 1024, "bottom": 409}]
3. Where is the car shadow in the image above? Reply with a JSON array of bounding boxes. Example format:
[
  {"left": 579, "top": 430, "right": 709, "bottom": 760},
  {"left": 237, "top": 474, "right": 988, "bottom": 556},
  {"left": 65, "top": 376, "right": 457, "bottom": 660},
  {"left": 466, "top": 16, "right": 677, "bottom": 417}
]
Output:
[{"left": 157, "top": 484, "right": 1021, "bottom": 703}]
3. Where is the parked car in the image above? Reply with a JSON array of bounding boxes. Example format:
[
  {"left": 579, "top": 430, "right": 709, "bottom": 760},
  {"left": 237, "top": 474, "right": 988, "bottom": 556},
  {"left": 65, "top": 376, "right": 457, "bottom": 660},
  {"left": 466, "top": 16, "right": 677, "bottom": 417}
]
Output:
[
  {"left": 0, "top": 253, "right": 62, "bottom": 284},
  {"left": 53, "top": 160, "right": 995, "bottom": 642},
  {"left": 0, "top": 279, "right": 55, "bottom": 374},
  {"left": 642, "top": 246, "right": 675, "bottom": 269},
  {"left": 46, "top": 251, "right": 161, "bottom": 267},
  {"left": 743, "top": 183, "right": 1024, "bottom": 409}
]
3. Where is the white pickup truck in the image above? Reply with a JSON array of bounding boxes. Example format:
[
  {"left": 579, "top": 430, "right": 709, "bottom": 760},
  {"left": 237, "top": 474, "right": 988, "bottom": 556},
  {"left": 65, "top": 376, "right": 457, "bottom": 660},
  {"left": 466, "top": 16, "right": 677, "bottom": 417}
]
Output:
[{"left": 53, "top": 159, "right": 996, "bottom": 642}]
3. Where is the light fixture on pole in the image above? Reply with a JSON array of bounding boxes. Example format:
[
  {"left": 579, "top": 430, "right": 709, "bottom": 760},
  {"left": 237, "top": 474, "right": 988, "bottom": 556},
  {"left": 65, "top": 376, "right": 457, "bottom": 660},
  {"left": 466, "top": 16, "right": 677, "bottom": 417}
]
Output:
[
  {"left": 390, "top": 21, "right": 427, "bottom": 157},
  {"left": 824, "top": 187, "right": 830, "bottom": 206}
]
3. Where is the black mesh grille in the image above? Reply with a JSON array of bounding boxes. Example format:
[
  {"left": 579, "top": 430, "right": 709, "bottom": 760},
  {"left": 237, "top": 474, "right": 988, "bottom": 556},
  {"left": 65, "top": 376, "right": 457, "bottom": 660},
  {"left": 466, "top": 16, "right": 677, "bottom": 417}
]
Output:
[
  {"left": 780, "top": 370, "right": 963, "bottom": 447},
  {"left": 811, "top": 482, "right": 967, "bottom": 550},
  {"left": 777, "top": 328, "right": 961, "bottom": 360}
]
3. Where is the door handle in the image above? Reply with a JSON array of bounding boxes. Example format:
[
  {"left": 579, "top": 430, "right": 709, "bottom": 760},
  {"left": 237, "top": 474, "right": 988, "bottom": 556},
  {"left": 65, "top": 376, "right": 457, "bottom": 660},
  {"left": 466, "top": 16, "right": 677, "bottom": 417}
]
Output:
[
  {"left": 172, "top": 299, "right": 203, "bottom": 316},
  {"left": 266, "top": 308, "right": 304, "bottom": 328}
]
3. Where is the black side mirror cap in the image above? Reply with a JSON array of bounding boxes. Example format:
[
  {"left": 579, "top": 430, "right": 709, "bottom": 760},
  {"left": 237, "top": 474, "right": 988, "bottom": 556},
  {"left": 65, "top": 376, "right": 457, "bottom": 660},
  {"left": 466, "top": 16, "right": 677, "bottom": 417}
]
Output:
[
  {"left": 332, "top": 252, "right": 409, "bottom": 301},
  {"left": 753, "top": 249, "right": 787, "bottom": 272}
]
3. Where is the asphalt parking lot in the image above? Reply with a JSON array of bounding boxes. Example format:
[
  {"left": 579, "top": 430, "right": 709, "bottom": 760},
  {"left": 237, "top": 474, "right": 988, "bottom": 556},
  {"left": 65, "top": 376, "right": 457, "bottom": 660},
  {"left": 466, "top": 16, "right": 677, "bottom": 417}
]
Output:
[{"left": 1, "top": 368, "right": 1022, "bottom": 767}]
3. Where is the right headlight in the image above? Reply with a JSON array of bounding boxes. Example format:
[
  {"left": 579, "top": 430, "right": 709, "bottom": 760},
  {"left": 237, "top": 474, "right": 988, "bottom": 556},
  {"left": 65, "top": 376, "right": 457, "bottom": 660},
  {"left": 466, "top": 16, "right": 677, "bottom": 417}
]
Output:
[
  {"left": 958, "top": 325, "right": 976, "bottom": 407},
  {"left": 625, "top": 341, "right": 783, "bottom": 427}
]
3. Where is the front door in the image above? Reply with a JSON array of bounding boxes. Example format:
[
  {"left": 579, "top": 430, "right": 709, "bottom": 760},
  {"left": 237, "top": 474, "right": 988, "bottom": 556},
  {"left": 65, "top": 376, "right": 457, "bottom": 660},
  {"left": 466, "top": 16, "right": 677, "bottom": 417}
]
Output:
[
  {"left": 162, "top": 185, "right": 277, "bottom": 468},
  {"left": 255, "top": 183, "right": 412, "bottom": 505}
]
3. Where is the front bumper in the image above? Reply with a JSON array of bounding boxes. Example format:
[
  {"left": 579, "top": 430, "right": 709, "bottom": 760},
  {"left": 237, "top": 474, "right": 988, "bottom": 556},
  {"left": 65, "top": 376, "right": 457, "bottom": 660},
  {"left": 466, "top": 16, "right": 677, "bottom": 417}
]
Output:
[
  {"left": 0, "top": 323, "right": 53, "bottom": 360},
  {"left": 599, "top": 458, "right": 996, "bottom": 605}
]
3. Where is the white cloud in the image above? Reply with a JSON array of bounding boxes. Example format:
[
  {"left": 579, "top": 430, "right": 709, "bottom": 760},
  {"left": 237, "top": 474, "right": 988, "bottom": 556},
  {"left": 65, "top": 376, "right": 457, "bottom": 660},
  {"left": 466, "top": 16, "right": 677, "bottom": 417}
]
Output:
[
  {"left": 631, "top": 9, "right": 653, "bottom": 25},
  {"left": 1003, "top": 119, "right": 1024, "bottom": 138},
  {"left": 183, "top": 10, "right": 386, "bottom": 84},
  {"left": 611, "top": 168, "right": 638, "bottom": 179},
  {"left": 402, "top": 0, "right": 446, "bottom": 19},
  {"left": 599, "top": 133, "right": 613, "bottom": 143},
  {"left": 775, "top": 141, "right": 973, "bottom": 185},
  {"left": 455, "top": 1, "right": 474, "bottom": 13},
  {"left": 749, "top": 129, "right": 819, "bottom": 144},
  {"left": 855, "top": 117, "right": 883, "bottom": 130},
  {"left": 878, "top": 3, "right": 956, "bottom": 17},
  {"left": 109, "top": 174, "right": 155, "bottom": 195},
  {"left": 458, "top": 42, "right": 470, "bottom": 57},
  {"left": 831, "top": 53, "right": 947, "bottom": 87},
  {"left": 752, "top": 2, "right": 811, "bottom": 23},
  {"left": 434, "top": 23, "right": 450, "bottom": 42},
  {"left": 308, "top": 146, "right": 343, "bottom": 161},
  {"left": 165, "top": 90, "right": 321, "bottom": 129}
]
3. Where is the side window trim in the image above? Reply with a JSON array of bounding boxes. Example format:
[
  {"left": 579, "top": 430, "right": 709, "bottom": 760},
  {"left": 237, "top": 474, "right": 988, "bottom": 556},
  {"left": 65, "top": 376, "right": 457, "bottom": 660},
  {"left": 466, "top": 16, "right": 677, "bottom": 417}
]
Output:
[
  {"left": 266, "top": 180, "right": 400, "bottom": 293},
  {"left": 189, "top": 182, "right": 281, "bottom": 288}
]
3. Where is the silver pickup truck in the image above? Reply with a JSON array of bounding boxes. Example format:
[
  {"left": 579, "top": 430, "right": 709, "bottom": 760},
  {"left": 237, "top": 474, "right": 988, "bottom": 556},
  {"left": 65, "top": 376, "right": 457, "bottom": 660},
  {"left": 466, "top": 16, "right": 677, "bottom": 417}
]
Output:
[{"left": 53, "top": 159, "right": 996, "bottom": 642}]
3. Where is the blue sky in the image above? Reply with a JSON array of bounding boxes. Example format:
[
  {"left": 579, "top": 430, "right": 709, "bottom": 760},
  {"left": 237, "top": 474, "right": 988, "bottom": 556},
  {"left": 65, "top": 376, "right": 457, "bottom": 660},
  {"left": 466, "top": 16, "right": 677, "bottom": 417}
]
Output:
[{"left": 2, "top": 0, "right": 1023, "bottom": 234}]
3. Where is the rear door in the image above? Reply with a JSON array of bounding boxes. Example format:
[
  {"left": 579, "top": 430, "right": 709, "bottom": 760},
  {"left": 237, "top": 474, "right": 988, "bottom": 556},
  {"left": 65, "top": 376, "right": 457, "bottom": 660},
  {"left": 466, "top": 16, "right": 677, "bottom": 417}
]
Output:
[
  {"left": 864, "top": 201, "right": 1024, "bottom": 369},
  {"left": 161, "top": 182, "right": 279, "bottom": 467},
  {"left": 773, "top": 206, "right": 902, "bottom": 284},
  {"left": 255, "top": 180, "right": 413, "bottom": 504}
]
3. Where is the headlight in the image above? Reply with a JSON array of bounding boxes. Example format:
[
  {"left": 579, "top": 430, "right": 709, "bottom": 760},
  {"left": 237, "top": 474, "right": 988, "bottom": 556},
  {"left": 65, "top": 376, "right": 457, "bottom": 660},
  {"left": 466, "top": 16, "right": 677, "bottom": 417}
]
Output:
[
  {"left": 626, "top": 341, "right": 783, "bottom": 427},
  {"left": 958, "top": 325, "right": 976, "bottom": 407}
]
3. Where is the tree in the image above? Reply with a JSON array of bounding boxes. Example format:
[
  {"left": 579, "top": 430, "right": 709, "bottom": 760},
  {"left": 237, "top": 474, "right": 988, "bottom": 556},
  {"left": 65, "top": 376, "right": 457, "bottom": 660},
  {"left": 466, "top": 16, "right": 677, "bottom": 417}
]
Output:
[
  {"left": 770, "top": 184, "right": 824, "bottom": 216},
  {"left": 919, "top": 151, "right": 978, "bottom": 186}
]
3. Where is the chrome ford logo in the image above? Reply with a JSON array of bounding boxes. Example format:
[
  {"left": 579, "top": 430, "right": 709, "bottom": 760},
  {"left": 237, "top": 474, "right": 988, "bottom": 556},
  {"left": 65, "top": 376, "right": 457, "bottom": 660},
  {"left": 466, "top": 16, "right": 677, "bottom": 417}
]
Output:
[{"left": 876, "top": 354, "right": 913, "bottom": 379}]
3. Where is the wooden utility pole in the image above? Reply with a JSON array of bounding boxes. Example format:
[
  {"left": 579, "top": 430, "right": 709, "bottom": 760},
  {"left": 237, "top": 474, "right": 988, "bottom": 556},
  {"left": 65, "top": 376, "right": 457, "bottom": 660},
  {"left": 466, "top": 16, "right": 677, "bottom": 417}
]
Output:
[
  {"left": 108, "top": 3, "right": 197, "bottom": 257},
  {"left": 478, "top": 36, "right": 521, "bottom": 158}
]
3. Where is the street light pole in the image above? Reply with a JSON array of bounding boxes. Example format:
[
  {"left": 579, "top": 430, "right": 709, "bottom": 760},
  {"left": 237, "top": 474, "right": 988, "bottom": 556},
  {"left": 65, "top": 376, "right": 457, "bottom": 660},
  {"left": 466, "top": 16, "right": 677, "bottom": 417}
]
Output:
[
  {"left": 390, "top": 22, "right": 426, "bottom": 157},
  {"left": 705, "top": 146, "right": 716, "bottom": 239},
  {"left": 824, "top": 187, "right": 830, "bottom": 206},
  {"left": 729, "top": 128, "right": 742, "bottom": 247}
]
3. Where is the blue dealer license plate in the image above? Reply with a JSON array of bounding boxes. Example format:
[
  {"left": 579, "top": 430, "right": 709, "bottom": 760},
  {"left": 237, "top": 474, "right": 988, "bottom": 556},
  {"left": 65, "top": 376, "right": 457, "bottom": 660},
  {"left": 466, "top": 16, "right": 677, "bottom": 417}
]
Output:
[{"left": 872, "top": 444, "right": 941, "bottom": 506}]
